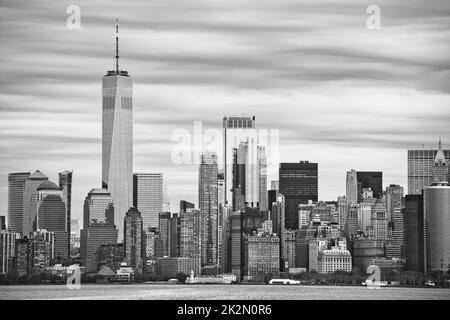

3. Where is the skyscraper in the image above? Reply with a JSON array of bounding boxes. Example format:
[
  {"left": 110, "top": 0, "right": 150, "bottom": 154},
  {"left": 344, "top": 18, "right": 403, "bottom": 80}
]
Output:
[
  {"left": 80, "top": 223, "right": 118, "bottom": 273},
  {"left": 345, "top": 169, "right": 357, "bottom": 205},
  {"left": 102, "top": 23, "right": 133, "bottom": 242},
  {"left": 180, "top": 200, "right": 195, "bottom": 214},
  {"left": 58, "top": 170, "right": 72, "bottom": 253},
  {"left": 386, "top": 184, "right": 404, "bottom": 224},
  {"left": 22, "top": 170, "right": 48, "bottom": 236},
  {"left": 7, "top": 172, "right": 30, "bottom": 234},
  {"left": 133, "top": 173, "right": 164, "bottom": 231},
  {"left": 356, "top": 171, "right": 383, "bottom": 201},
  {"left": 223, "top": 115, "right": 256, "bottom": 206},
  {"left": 81, "top": 188, "right": 118, "bottom": 272},
  {"left": 83, "top": 189, "right": 115, "bottom": 229},
  {"left": 432, "top": 138, "right": 448, "bottom": 182},
  {"left": 158, "top": 212, "right": 171, "bottom": 257},
  {"left": 36, "top": 181, "right": 69, "bottom": 260},
  {"left": 404, "top": 195, "right": 424, "bottom": 272},
  {"left": 423, "top": 181, "right": 450, "bottom": 272},
  {"left": 199, "top": 151, "right": 218, "bottom": 267},
  {"left": 180, "top": 208, "right": 202, "bottom": 274},
  {"left": 124, "top": 207, "right": 144, "bottom": 274},
  {"left": 258, "top": 146, "right": 268, "bottom": 212},
  {"left": 1, "top": 230, "right": 21, "bottom": 274},
  {"left": 408, "top": 139, "right": 450, "bottom": 195},
  {"left": 279, "top": 162, "right": 318, "bottom": 230}
]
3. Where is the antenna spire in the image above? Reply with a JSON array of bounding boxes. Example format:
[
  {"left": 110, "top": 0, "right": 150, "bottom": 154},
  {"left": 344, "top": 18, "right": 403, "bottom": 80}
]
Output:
[
  {"left": 438, "top": 136, "right": 442, "bottom": 150},
  {"left": 115, "top": 18, "right": 119, "bottom": 74}
]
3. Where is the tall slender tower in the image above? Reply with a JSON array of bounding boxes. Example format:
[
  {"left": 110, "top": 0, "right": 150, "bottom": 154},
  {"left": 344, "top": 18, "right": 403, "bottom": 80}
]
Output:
[
  {"left": 7, "top": 172, "right": 30, "bottom": 234},
  {"left": 102, "top": 20, "right": 133, "bottom": 242},
  {"left": 346, "top": 169, "right": 358, "bottom": 205},
  {"left": 432, "top": 137, "right": 448, "bottom": 182},
  {"left": 199, "top": 151, "right": 218, "bottom": 267}
]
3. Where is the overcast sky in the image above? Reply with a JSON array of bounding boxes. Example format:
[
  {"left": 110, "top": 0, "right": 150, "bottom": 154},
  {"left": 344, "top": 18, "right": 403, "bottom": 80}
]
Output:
[{"left": 1, "top": 0, "right": 449, "bottom": 225}]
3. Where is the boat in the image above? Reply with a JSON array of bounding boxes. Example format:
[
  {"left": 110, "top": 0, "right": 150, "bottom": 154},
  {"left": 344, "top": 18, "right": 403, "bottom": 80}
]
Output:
[{"left": 269, "top": 279, "right": 301, "bottom": 285}]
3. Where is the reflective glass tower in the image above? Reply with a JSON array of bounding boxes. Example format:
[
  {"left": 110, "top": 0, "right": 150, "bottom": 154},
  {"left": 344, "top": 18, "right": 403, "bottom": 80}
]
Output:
[{"left": 102, "top": 22, "right": 133, "bottom": 242}]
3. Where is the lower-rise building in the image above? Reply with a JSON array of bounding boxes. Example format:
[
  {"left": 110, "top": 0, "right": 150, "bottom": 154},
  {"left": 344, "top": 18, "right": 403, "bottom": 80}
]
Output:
[{"left": 317, "top": 249, "right": 352, "bottom": 274}]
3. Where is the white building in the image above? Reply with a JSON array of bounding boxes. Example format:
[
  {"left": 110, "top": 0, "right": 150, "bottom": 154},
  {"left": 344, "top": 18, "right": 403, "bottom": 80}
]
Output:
[{"left": 318, "top": 249, "right": 352, "bottom": 274}]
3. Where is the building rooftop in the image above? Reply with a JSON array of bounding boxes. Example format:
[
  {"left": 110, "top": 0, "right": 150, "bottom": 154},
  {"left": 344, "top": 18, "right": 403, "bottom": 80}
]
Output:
[
  {"left": 88, "top": 188, "right": 111, "bottom": 195},
  {"left": 37, "top": 181, "right": 60, "bottom": 191},
  {"left": 29, "top": 170, "right": 47, "bottom": 180}
]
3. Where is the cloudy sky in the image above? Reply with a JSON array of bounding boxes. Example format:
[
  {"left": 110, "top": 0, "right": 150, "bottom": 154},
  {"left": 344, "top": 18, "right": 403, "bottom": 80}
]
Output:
[{"left": 1, "top": 0, "right": 449, "bottom": 225}]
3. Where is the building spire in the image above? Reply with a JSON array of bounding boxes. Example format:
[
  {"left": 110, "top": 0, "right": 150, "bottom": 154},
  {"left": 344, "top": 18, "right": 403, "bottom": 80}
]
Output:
[
  {"left": 438, "top": 136, "right": 442, "bottom": 150},
  {"left": 115, "top": 18, "right": 119, "bottom": 74}
]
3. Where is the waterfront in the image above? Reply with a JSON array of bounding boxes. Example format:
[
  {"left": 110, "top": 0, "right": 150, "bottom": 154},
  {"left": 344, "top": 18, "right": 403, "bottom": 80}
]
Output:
[{"left": 0, "top": 284, "right": 449, "bottom": 300}]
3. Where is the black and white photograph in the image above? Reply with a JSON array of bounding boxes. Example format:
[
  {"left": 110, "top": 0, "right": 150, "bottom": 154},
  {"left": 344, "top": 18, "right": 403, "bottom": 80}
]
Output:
[{"left": 0, "top": 0, "right": 449, "bottom": 308}]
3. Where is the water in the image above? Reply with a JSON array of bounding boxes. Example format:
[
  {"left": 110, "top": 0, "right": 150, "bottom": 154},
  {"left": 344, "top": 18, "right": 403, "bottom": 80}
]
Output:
[{"left": 1, "top": 284, "right": 449, "bottom": 300}]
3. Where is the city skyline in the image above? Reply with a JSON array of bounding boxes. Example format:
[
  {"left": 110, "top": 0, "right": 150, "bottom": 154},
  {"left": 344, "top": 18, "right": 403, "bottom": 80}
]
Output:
[{"left": 1, "top": 0, "right": 450, "bottom": 226}]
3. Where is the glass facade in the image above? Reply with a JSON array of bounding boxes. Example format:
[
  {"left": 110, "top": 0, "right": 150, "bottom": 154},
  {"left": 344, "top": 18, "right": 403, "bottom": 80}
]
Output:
[{"left": 279, "top": 162, "right": 318, "bottom": 230}]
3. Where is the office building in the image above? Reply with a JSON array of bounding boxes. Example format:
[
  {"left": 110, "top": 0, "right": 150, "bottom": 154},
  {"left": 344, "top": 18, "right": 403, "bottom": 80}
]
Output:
[
  {"left": 404, "top": 195, "right": 424, "bottom": 272},
  {"left": 180, "top": 209, "right": 202, "bottom": 274},
  {"left": 386, "top": 184, "right": 404, "bottom": 224},
  {"left": 346, "top": 169, "right": 358, "bottom": 205},
  {"left": 245, "top": 233, "right": 280, "bottom": 278},
  {"left": 432, "top": 138, "right": 448, "bottom": 182},
  {"left": 180, "top": 200, "right": 195, "bottom": 213},
  {"left": 308, "top": 239, "right": 328, "bottom": 272},
  {"left": 7, "top": 172, "right": 30, "bottom": 234},
  {"left": 15, "top": 238, "right": 32, "bottom": 276},
  {"left": 279, "top": 162, "right": 318, "bottom": 230},
  {"left": 81, "top": 222, "right": 118, "bottom": 273},
  {"left": 199, "top": 151, "right": 218, "bottom": 266},
  {"left": 295, "top": 227, "right": 317, "bottom": 269},
  {"left": 0, "top": 230, "right": 21, "bottom": 274},
  {"left": 102, "top": 25, "right": 133, "bottom": 243},
  {"left": 356, "top": 171, "right": 383, "bottom": 201},
  {"left": 352, "top": 238, "right": 385, "bottom": 273},
  {"left": 83, "top": 189, "right": 115, "bottom": 230},
  {"left": 31, "top": 230, "right": 55, "bottom": 272},
  {"left": 407, "top": 140, "right": 450, "bottom": 195},
  {"left": 58, "top": 170, "right": 72, "bottom": 255},
  {"left": 159, "top": 212, "right": 171, "bottom": 257},
  {"left": 423, "top": 181, "right": 450, "bottom": 272},
  {"left": 223, "top": 115, "right": 256, "bottom": 206},
  {"left": 282, "top": 230, "right": 296, "bottom": 270},
  {"left": 258, "top": 146, "right": 268, "bottom": 212},
  {"left": 317, "top": 249, "right": 352, "bottom": 274},
  {"left": 133, "top": 173, "right": 163, "bottom": 231},
  {"left": 156, "top": 256, "right": 201, "bottom": 278},
  {"left": 366, "top": 199, "right": 389, "bottom": 240},
  {"left": 124, "top": 207, "right": 144, "bottom": 274},
  {"left": 36, "top": 181, "right": 68, "bottom": 260},
  {"left": 22, "top": 170, "right": 48, "bottom": 236}
]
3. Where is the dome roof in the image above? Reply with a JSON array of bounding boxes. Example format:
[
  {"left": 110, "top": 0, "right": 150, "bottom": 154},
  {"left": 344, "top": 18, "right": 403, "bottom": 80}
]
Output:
[
  {"left": 37, "top": 181, "right": 60, "bottom": 191},
  {"left": 29, "top": 170, "right": 47, "bottom": 180}
]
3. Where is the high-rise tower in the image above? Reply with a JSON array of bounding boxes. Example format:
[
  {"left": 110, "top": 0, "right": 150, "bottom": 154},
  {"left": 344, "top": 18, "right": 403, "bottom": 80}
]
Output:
[
  {"left": 432, "top": 137, "right": 448, "bottom": 182},
  {"left": 102, "top": 20, "right": 133, "bottom": 242},
  {"left": 223, "top": 115, "right": 256, "bottom": 206},
  {"left": 199, "top": 151, "right": 219, "bottom": 267},
  {"left": 345, "top": 169, "right": 357, "bottom": 205},
  {"left": 7, "top": 172, "right": 30, "bottom": 234},
  {"left": 408, "top": 138, "right": 450, "bottom": 195}
]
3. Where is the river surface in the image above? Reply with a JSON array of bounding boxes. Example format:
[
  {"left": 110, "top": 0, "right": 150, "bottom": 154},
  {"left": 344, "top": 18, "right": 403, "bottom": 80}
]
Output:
[{"left": 1, "top": 284, "right": 449, "bottom": 300}]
